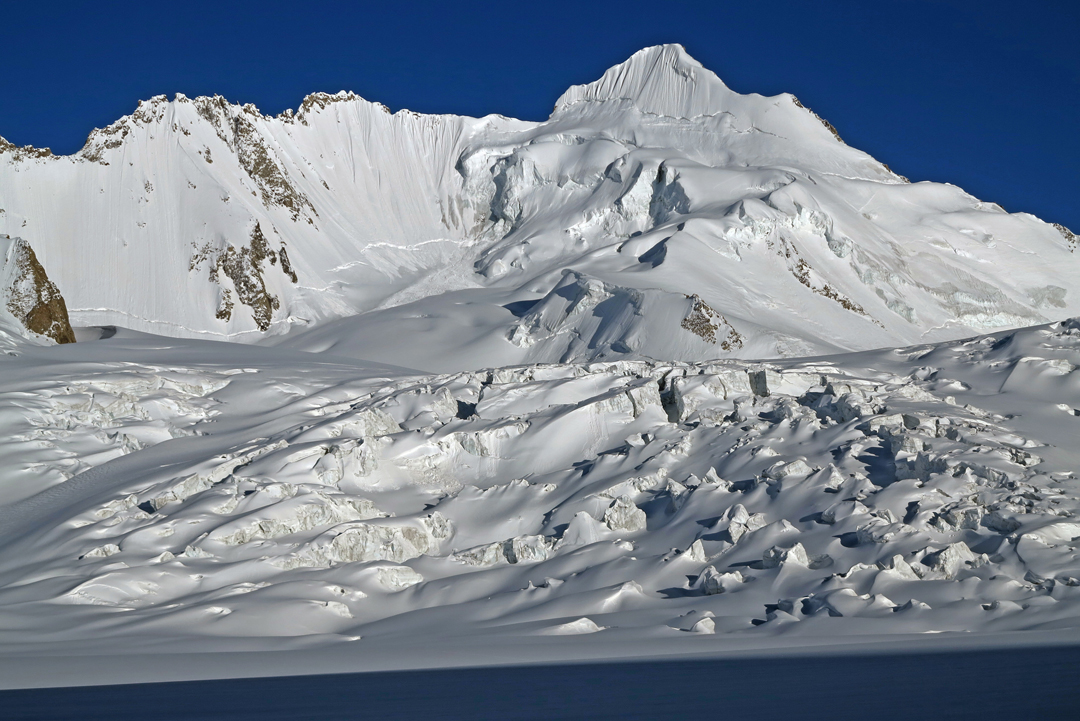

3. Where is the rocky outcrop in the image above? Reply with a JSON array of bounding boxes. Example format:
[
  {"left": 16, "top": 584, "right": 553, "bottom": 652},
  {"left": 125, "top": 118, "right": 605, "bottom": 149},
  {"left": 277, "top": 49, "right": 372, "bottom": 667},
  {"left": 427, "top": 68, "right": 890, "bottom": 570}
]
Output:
[
  {"left": 0, "top": 135, "right": 53, "bottom": 162},
  {"left": 1, "top": 235, "right": 75, "bottom": 344},
  {"left": 189, "top": 223, "right": 295, "bottom": 331}
]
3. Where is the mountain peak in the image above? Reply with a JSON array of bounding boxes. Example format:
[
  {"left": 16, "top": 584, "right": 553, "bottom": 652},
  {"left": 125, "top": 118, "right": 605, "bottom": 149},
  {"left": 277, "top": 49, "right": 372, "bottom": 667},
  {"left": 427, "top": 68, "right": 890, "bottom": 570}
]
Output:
[{"left": 553, "top": 44, "right": 737, "bottom": 119}]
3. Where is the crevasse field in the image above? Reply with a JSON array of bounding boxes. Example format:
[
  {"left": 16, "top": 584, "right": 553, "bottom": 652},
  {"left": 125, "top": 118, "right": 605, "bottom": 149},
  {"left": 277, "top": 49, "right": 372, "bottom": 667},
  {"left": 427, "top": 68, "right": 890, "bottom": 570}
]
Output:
[{"left": 1, "top": 45, "right": 1079, "bottom": 690}]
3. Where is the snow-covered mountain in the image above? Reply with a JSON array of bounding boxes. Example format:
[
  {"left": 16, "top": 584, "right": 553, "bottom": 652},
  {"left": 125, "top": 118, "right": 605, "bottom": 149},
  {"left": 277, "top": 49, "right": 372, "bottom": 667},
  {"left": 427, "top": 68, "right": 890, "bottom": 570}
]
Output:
[
  {"left": 1, "top": 45, "right": 1076, "bottom": 371},
  {"left": 3, "top": 45, "right": 1080, "bottom": 689}
]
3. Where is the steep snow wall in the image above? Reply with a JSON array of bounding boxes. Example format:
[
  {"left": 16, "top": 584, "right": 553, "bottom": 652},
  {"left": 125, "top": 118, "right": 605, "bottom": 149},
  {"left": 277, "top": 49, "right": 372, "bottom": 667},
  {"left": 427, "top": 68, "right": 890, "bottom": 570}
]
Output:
[{"left": 0, "top": 93, "right": 513, "bottom": 339}]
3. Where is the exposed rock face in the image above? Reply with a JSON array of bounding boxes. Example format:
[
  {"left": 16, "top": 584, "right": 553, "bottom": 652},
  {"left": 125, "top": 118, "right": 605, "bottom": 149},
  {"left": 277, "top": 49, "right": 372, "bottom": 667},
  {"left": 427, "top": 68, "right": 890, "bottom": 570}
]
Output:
[
  {"left": 0, "top": 235, "right": 75, "bottom": 344},
  {"left": 1054, "top": 223, "right": 1078, "bottom": 251},
  {"left": 681, "top": 294, "right": 743, "bottom": 350},
  {"left": 0, "top": 135, "right": 53, "bottom": 161},
  {"left": 189, "top": 223, "right": 295, "bottom": 331},
  {"left": 190, "top": 96, "right": 316, "bottom": 222}
]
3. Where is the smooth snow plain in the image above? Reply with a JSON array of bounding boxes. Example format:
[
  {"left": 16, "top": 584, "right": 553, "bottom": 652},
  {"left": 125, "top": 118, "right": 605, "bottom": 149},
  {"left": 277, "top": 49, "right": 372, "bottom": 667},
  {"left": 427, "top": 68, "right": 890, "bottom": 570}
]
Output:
[{"left": 0, "top": 45, "right": 1079, "bottom": 690}]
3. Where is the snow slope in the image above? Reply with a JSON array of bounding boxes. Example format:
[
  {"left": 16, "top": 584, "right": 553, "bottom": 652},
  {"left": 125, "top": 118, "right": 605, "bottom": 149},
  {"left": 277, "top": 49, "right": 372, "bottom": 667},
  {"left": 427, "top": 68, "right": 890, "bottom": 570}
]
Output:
[{"left": 1, "top": 45, "right": 1076, "bottom": 369}]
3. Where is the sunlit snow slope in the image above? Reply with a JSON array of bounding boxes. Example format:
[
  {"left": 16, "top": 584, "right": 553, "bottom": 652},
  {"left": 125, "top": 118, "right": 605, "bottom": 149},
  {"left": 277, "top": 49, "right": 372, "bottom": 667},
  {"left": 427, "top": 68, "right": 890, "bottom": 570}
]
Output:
[{"left": 1, "top": 45, "right": 1077, "bottom": 371}]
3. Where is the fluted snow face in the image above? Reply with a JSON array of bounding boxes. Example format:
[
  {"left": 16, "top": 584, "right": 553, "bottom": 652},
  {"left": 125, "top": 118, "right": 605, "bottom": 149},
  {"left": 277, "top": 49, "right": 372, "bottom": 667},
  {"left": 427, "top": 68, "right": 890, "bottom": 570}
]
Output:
[
  {"left": 0, "top": 93, "right": 508, "bottom": 339},
  {"left": 552, "top": 44, "right": 902, "bottom": 180},
  {"left": 0, "top": 45, "right": 1076, "bottom": 368},
  {"left": 554, "top": 44, "right": 739, "bottom": 118}
]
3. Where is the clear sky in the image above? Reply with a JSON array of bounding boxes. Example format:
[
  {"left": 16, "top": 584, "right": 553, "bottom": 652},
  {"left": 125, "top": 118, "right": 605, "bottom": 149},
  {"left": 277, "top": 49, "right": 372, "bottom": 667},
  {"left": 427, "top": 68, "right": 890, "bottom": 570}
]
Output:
[{"left": 3, "top": 0, "right": 1077, "bottom": 230}]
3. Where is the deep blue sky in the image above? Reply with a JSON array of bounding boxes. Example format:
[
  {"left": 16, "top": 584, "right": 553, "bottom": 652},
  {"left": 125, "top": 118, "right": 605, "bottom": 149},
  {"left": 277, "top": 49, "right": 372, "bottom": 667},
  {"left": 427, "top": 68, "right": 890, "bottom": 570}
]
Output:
[{"left": 3, "top": 1, "right": 1077, "bottom": 229}]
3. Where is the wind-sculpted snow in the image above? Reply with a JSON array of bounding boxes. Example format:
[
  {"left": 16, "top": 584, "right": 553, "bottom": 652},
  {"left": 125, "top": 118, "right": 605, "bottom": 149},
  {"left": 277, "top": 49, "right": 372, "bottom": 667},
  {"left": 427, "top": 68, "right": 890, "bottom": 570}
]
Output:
[
  {"left": 1, "top": 318, "right": 1079, "bottom": 664},
  {"left": 0, "top": 45, "right": 1076, "bottom": 366}
]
